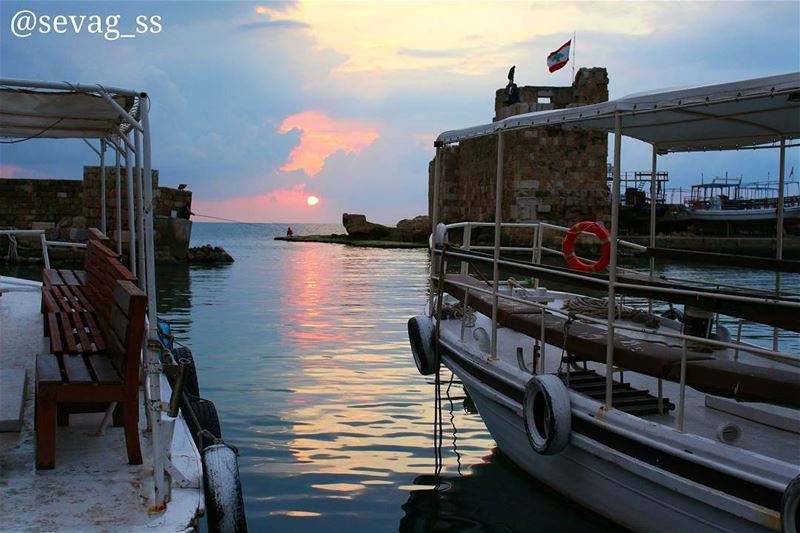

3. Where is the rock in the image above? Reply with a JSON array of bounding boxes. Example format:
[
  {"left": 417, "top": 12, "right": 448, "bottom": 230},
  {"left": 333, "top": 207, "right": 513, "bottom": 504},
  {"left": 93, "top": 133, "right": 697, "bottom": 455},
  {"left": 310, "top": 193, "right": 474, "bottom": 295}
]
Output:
[
  {"left": 396, "top": 215, "right": 431, "bottom": 241},
  {"left": 187, "top": 244, "right": 234, "bottom": 263},
  {"left": 69, "top": 228, "right": 89, "bottom": 241},
  {"left": 342, "top": 213, "right": 390, "bottom": 239}
]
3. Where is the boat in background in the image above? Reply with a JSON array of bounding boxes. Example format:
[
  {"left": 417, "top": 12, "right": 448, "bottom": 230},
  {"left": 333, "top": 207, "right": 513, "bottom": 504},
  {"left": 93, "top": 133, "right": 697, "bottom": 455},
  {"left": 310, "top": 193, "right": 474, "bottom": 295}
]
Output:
[
  {"left": 409, "top": 72, "right": 800, "bottom": 532},
  {"left": 685, "top": 176, "right": 800, "bottom": 228}
]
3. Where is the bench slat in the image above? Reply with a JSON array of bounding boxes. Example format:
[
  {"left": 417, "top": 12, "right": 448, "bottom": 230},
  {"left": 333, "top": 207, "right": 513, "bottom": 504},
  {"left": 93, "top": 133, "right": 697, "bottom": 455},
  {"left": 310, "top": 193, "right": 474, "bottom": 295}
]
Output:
[
  {"left": 47, "top": 314, "right": 63, "bottom": 353},
  {"left": 57, "top": 313, "right": 78, "bottom": 353},
  {"left": 60, "top": 270, "right": 80, "bottom": 286},
  {"left": 84, "top": 312, "right": 106, "bottom": 352},
  {"left": 75, "top": 271, "right": 87, "bottom": 284},
  {"left": 87, "top": 354, "right": 121, "bottom": 384},
  {"left": 42, "top": 269, "right": 61, "bottom": 287},
  {"left": 71, "top": 313, "right": 93, "bottom": 353},
  {"left": 62, "top": 354, "right": 93, "bottom": 384},
  {"left": 37, "top": 353, "right": 63, "bottom": 384}
]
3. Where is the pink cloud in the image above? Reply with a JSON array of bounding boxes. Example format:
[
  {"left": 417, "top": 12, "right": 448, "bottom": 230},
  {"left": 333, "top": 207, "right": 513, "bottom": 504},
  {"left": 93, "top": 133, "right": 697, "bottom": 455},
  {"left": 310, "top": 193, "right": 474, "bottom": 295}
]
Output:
[
  {"left": 278, "top": 111, "right": 379, "bottom": 176},
  {"left": 191, "top": 184, "right": 329, "bottom": 223},
  {"left": 0, "top": 164, "right": 43, "bottom": 178}
]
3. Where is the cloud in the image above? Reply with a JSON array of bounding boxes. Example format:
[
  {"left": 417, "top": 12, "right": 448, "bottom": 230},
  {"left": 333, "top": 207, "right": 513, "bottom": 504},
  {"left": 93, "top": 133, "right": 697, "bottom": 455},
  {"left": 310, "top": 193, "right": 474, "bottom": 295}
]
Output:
[
  {"left": 0, "top": 164, "right": 48, "bottom": 178},
  {"left": 278, "top": 111, "right": 379, "bottom": 176}
]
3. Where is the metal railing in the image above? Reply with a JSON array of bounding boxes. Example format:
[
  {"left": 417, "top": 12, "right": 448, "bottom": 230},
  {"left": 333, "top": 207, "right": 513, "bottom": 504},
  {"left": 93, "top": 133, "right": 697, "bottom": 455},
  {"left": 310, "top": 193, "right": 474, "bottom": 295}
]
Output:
[
  {"left": 0, "top": 229, "right": 87, "bottom": 270},
  {"left": 435, "top": 221, "right": 799, "bottom": 432}
]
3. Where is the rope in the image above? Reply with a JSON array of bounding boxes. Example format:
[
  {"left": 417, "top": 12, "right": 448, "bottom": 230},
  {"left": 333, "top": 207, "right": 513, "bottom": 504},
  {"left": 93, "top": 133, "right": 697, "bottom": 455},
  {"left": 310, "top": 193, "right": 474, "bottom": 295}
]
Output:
[
  {"left": 440, "top": 302, "right": 476, "bottom": 327},
  {"left": 563, "top": 295, "right": 661, "bottom": 329},
  {"left": 191, "top": 213, "right": 262, "bottom": 227},
  {"left": 0, "top": 118, "right": 65, "bottom": 144}
]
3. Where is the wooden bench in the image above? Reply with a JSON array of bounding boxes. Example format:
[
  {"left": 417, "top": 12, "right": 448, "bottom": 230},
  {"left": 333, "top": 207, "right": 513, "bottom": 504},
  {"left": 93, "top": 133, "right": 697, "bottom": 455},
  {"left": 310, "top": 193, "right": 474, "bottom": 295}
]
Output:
[
  {"left": 36, "top": 280, "right": 146, "bottom": 469},
  {"left": 42, "top": 233, "right": 135, "bottom": 342}
]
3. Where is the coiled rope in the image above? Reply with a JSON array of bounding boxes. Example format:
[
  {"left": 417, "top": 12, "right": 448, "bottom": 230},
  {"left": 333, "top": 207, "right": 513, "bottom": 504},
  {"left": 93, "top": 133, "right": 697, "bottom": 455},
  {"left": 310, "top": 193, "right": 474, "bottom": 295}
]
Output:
[{"left": 563, "top": 295, "right": 661, "bottom": 329}]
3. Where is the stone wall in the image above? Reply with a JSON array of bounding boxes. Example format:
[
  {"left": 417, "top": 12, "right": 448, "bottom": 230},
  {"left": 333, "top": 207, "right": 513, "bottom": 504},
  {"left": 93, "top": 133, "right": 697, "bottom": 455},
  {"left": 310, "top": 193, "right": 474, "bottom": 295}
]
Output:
[
  {"left": 1, "top": 168, "right": 192, "bottom": 260},
  {"left": 430, "top": 67, "right": 610, "bottom": 240},
  {"left": 0, "top": 178, "right": 84, "bottom": 238}
]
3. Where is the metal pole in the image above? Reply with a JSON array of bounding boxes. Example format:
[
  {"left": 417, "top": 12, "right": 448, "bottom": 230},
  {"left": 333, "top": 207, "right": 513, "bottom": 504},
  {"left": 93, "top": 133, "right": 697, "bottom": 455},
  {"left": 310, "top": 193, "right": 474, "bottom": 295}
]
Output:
[
  {"left": 490, "top": 132, "right": 505, "bottom": 360},
  {"left": 606, "top": 113, "right": 622, "bottom": 409},
  {"left": 115, "top": 139, "right": 123, "bottom": 255},
  {"left": 125, "top": 134, "right": 136, "bottom": 277},
  {"left": 774, "top": 138, "right": 786, "bottom": 350},
  {"left": 649, "top": 145, "right": 658, "bottom": 313},
  {"left": 429, "top": 146, "right": 442, "bottom": 316},
  {"left": 141, "top": 95, "right": 166, "bottom": 508},
  {"left": 134, "top": 130, "right": 146, "bottom": 291},
  {"left": 100, "top": 140, "right": 107, "bottom": 234}
]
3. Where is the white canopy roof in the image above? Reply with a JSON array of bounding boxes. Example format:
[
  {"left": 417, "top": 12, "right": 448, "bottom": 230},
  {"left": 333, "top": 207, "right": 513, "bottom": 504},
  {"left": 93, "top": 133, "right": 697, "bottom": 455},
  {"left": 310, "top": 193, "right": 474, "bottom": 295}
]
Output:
[
  {"left": 437, "top": 72, "right": 800, "bottom": 153},
  {"left": 0, "top": 80, "right": 138, "bottom": 139}
]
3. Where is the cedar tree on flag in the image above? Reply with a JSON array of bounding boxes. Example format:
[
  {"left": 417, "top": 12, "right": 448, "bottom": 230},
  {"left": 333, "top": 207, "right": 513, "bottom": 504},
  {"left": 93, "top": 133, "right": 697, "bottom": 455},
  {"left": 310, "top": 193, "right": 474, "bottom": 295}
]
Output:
[{"left": 547, "top": 40, "right": 571, "bottom": 73}]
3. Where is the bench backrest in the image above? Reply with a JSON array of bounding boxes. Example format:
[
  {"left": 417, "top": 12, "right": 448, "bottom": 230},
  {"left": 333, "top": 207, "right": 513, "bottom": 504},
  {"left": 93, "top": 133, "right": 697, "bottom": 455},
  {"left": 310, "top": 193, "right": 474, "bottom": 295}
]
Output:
[
  {"left": 85, "top": 239, "right": 136, "bottom": 327},
  {"left": 107, "top": 280, "right": 147, "bottom": 394}
]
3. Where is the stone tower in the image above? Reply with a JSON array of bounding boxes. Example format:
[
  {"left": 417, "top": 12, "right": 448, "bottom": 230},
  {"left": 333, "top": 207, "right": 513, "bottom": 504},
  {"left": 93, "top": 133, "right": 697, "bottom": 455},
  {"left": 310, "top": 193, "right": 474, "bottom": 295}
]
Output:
[{"left": 430, "top": 67, "right": 610, "bottom": 230}]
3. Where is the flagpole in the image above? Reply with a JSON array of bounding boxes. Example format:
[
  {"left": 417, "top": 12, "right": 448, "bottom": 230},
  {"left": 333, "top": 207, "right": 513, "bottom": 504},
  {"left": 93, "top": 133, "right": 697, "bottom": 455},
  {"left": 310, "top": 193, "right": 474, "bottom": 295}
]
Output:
[{"left": 572, "top": 30, "right": 576, "bottom": 82}]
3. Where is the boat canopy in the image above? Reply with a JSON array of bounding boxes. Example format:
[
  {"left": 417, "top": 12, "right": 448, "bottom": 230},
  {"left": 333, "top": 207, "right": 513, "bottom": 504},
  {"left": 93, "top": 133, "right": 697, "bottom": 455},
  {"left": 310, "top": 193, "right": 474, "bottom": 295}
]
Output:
[
  {"left": 436, "top": 72, "right": 800, "bottom": 153},
  {"left": 0, "top": 82, "right": 138, "bottom": 139}
]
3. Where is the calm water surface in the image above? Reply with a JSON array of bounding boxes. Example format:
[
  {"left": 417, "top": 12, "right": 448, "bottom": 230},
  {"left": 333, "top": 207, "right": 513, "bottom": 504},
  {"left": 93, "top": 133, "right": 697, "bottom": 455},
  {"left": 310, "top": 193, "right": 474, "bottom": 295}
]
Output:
[{"left": 159, "top": 223, "right": 616, "bottom": 532}]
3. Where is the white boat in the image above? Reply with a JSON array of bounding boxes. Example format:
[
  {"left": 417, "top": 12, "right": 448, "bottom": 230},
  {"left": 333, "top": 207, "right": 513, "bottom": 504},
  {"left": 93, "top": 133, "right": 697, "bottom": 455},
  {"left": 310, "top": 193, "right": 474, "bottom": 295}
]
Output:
[
  {"left": 685, "top": 176, "right": 800, "bottom": 223},
  {"left": 408, "top": 73, "right": 800, "bottom": 532},
  {"left": 0, "top": 79, "right": 244, "bottom": 531}
]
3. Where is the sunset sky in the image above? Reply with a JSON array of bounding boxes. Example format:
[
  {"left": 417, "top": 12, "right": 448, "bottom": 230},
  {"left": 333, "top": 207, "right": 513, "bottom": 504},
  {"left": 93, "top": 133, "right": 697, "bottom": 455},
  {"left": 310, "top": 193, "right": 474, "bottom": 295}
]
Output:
[{"left": 1, "top": 1, "right": 798, "bottom": 224}]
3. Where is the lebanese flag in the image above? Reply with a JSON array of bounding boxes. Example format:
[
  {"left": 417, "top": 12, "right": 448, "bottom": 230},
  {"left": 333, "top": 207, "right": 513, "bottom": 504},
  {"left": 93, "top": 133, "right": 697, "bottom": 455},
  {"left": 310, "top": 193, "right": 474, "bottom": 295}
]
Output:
[{"left": 547, "top": 40, "right": 571, "bottom": 73}]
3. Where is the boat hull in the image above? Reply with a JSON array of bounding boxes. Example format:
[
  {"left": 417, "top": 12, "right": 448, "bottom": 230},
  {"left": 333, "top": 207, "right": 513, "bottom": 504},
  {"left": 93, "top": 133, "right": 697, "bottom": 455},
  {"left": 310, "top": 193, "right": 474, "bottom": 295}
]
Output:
[
  {"left": 443, "top": 350, "right": 780, "bottom": 532},
  {"left": 686, "top": 205, "right": 800, "bottom": 222}
]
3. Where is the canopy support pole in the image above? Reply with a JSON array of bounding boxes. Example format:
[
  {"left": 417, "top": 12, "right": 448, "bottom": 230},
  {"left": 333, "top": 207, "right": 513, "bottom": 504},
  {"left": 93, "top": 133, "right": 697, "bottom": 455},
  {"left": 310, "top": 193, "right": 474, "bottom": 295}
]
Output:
[
  {"left": 490, "top": 131, "right": 505, "bottom": 360},
  {"left": 606, "top": 114, "right": 622, "bottom": 409},
  {"left": 115, "top": 138, "right": 123, "bottom": 255},
  {"left": 429, "top": 146, "right": 442, "bottom": 316},
  {"left": 773, "top": 138, "right": 786, "bottom": 350},
  {"left": 140, "top": 95, "right": 167, "bottom": 510},
  {"left": 100, "top": 140, "right": 107, "bottom": 234},
  {"left": 648, "top": 144, "right": 658, "bottom": 312},
  {"left": 125, "top": 133, "right": 136, "bottom": 277},
  {"left": 134, "top": 130, "right": 146, "bottom": 291}
]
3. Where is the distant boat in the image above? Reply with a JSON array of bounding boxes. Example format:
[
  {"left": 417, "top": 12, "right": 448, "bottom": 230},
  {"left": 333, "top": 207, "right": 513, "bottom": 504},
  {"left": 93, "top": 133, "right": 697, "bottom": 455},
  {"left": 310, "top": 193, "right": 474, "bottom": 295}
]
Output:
[{"left": 685, "top": 176, "right": 800, "bottom": 223}]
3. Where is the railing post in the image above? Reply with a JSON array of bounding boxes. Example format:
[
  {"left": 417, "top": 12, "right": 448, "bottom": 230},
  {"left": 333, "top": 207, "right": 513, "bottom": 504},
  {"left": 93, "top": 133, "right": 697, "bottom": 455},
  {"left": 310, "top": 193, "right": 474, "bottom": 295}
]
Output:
[
  {"left": 461, "top": 222, "right": 472, "bottom": 275},
  {"left": 774, "top": 138, "right": 786, "bottom": 351},
  {"left": 648, "top": 144, "right": 658, "bottom": 312},
  {"left": 490, "top": 131, "right": 505, "bottom": 361},
  {"left": 676, "top": 338, "right": 688, "bottom": 432},
  {"left": 39, "top": 232, "right": 50, "bottom": 269},
  {"left": 125, "top": 133, "right": 137, "bottom": 277},
  {"left": 605, "top": 113, "right": 622, "bottom": 409}
]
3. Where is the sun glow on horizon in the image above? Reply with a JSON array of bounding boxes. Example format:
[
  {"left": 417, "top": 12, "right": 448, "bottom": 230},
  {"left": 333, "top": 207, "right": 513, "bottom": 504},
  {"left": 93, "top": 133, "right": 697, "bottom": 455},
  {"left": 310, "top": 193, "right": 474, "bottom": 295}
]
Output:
[{"left": 306, "top": 195, "right": 320, "bottom": 206}]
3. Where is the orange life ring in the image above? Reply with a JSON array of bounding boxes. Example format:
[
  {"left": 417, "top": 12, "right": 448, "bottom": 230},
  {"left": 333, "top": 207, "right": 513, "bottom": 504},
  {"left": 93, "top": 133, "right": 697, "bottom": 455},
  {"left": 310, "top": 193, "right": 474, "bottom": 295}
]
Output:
[{"left": 562, "top": 221, "right": 610, "bottom": 272}]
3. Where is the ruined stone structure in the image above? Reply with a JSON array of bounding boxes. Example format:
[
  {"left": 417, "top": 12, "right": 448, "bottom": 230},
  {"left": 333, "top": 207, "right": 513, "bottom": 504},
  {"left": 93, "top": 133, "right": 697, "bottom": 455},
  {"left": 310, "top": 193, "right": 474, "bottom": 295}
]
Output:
[
  {"left": 1, "top": 167, "right": 192, "bottom": 261},
  {"left": 429, "top": 67, "right": 610, "bottom": 233}
]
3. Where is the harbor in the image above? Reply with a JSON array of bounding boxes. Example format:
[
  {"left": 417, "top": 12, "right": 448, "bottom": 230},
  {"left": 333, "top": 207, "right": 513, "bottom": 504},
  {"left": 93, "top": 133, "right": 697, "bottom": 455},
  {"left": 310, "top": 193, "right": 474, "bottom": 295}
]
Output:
[{"left": 1, "top": 2, "right": 799, "bottom": 532}]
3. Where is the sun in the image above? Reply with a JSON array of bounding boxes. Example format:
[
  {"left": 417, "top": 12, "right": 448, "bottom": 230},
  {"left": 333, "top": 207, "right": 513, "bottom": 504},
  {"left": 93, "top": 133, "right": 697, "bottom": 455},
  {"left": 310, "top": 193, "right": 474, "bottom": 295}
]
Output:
[{"left": 306, "top": 195, "right": 320, "bottom": 206}]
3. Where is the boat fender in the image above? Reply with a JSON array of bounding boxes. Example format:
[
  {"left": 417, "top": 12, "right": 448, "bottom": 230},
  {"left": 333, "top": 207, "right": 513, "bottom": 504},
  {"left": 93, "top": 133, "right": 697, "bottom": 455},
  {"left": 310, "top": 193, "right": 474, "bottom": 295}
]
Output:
[
  {"left": 561, "top": 221, "right": 611, "bottom": 273},
  {"left": 429, "top": 223, "right": 448, "bottom": 249},
  {"left": 170, "top": 345, "right": 200, "bottom": 398},
  {"left": 408, "top": 315, "right": 438, "bottom": 376},
  {"left": 782, "top": 475, "right": 800, "bottom": 533},
  {"left": 185, "top": 397, "right": 222, "bottom": 451},
  {"left": 713, "top": 324, "right": 731, "bottom": 344},
  {"left": 523, "top": 375, "right": 571, "bottom": 455},
  {"left": 472, "top": 327, "right": 490, "bottom": 353},
  {"left": 203, "top": 443, "right": 248, "bottom": 533}
]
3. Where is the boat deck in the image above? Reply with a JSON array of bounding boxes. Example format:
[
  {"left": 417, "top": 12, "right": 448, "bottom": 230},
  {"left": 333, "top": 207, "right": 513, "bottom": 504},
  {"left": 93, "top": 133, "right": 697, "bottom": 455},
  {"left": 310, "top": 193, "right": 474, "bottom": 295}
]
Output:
[
  {"left": 0, "top": 287, "right": 203, "bottom": 532},
  {"left": 437, "top": 298, "right": 800, "bottom": 466}
]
